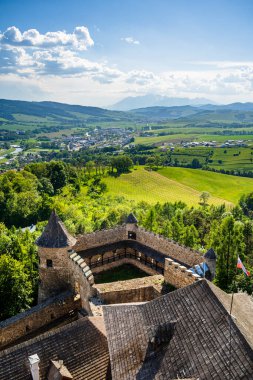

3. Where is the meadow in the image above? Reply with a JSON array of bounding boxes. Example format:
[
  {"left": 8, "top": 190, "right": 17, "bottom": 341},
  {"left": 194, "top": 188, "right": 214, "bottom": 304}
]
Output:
[
  {"left": 104, "top": 166, "right": 238, "bottom": 206},
  {"left": 158, "top": 167, "right": 253, "bottom": 204},
  {"left": 163, "top": 146, "right": 253, "bottom": 171},
  {"left": 104, "top": 166, "right": 253, "bottom": 206}
]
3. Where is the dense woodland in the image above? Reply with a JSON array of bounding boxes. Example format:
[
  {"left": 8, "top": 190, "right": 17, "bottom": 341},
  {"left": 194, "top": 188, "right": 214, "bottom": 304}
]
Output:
[{"left": 0, "top": 159, "right": 253, "bottom": 320}]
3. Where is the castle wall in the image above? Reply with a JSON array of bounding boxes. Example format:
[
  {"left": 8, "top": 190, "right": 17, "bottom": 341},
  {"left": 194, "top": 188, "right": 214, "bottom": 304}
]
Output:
[
  {"left": 164, "top": 258, "right": 201, "bottom": 288},
  {"left": 94, "top": 275, "right": 163, "bottom": 304},
  {"left": 136, "top": 227, "right": 202, "bottom": 267},
  {"left": 0, "top": 291, "right": 81, "bottom": 349},
  {"left": 74, "top": 225, "right": 127, "bottom": 252},
  {"left": 91, "top": 257, "right": 159, "bottom": 276},
  {"left": 68, "top": 252, "right": 94, "bottom": 314}
]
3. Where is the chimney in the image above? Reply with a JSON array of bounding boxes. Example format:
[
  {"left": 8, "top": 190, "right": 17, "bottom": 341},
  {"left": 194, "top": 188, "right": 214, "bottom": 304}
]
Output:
[{"left": 28, "top": 354, "right": 40, "bottom": 380}]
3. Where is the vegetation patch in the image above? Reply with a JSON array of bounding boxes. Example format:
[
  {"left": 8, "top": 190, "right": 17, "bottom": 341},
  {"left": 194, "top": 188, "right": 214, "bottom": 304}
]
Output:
[
  {"left": 158, "top": 167, "right": 253, "bottom": 204},
  {"left": 104, "top": 166, "right": 231, "bottom": 206},
  {"left": 94, "top": 264, "right": 149, "bottom": 284}
]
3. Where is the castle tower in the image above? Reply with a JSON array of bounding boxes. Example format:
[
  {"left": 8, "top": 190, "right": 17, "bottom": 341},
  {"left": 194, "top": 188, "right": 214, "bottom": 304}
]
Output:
[
  {"left": 36, "top": 211, "right": 76, "bottom": 303},
  {"left": 204, "top": 248, "right": 217, "bottom": 280},
  {"left": 126, "top": 213, "right": 138, "bottom": 240}
]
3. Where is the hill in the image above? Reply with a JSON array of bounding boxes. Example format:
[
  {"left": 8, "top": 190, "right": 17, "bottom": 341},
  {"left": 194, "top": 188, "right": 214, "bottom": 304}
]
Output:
[
  {"left": 1, "top": 99, "right": 253, "bottom": 135},
  {"left": 0, "top": 99, "right": 136, "bottom": 128},
  {"left": 130, "top": 104, "right": 253, "bottom": 122},
  {"left": 104, "top": 166, "right": 253, "bottom": 206}
]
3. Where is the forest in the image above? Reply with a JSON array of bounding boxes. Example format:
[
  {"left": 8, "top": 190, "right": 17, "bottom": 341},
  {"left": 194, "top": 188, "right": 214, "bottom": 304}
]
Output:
[{"left": 0, "top": 159, "right": 253, "bottom": 320}]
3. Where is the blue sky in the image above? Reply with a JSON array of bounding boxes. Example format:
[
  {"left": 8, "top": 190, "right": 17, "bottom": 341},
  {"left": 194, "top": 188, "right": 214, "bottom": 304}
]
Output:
[{"left": 1, "top": 0, "right": 253, "bottom": 106}]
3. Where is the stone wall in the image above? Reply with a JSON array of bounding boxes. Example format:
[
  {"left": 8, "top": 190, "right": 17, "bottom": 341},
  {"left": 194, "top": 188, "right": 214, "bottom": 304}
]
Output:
[
  {"left": 164, "top": 258, "right": 201, "bottom": 288},
  {"left": 91, "top": 257, "right": 159, "bottom": 276},
  {"left": 136, "top": 227, "right": 202, "bottom": 267},
  {"left": 74, "top": 225, "right": 127, "bottom": 252},
  {"left": 68, "top": 252, "right": 95, "bottom": 314},
  {"left": 0, "top": 291, "right": 81, "bottom": 349},
  {"left": 94, "top": 275, "right": 164, "bottom": 304},
  {"left": 38, "top": 247, "right": 73, "bottom": 303}
]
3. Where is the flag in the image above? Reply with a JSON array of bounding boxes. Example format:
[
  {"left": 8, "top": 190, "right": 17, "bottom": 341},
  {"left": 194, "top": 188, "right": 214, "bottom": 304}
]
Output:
[{"left": 237, "top": 257, "right": 250, "bottom": 276}]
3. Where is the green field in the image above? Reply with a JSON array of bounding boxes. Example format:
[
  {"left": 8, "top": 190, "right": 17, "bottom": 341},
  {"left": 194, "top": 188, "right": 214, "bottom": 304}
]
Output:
[
  {"left": 104, "top": 166, "right": 253, "bottom": 206},
  {"left": 104, "top": 167, "right": 239, "bottom": 206},
  {"left": 135, "top": 133, "right": 253, "bottom": 145},
  {"left": 161, "top": 146, "right": 253, "bottom": 171}
]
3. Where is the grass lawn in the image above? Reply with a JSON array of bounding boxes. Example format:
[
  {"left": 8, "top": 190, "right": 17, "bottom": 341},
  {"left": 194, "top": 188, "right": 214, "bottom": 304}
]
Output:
[
  {"left": 104, "top": 166, "right": 232, "bottom": 206},
  {"left": 94, "top": 264, "right": 149, "bottom": 284},
  {"left": 158, "top": 167, "right": 253, "bottom": 204}
]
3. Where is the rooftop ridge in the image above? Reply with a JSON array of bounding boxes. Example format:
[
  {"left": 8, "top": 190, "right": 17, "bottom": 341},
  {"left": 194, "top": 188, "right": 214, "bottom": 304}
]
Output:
[
  {"left": 103, "top": 279, "right": 253, "bottom": 379},
  {"left": 0, "top": 316, "right": 104, "bottom": 357}
]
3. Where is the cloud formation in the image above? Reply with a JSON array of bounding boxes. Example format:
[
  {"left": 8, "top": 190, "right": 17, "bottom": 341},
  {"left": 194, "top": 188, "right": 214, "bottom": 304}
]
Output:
[
  {"left": 121, "top": 36, "right": 140, "bottom": 45},
  {"left": 1, "top": 26, "right": 253, "bottom": 105},
  {"left": 0, "top": 26, "right": 94, "bottom": 50}
]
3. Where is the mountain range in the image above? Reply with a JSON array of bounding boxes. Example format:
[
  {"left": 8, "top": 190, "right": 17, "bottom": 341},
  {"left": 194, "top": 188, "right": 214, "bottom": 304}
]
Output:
[
  {"left": 109, "top": 94, "right": 215, "bottom": 111},
  {"left": 0, "top": 99, "right": 253, "bottom": 128}
]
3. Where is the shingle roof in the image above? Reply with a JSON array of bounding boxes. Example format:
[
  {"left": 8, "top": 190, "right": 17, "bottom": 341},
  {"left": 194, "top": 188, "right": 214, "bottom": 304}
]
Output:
[
  {"left": 126, "top": 213, "right": 138, "bottom": 224},
  {"left": 204, "top": 248, "right": 216, "bottom": 260},
  {"left": 0, "top": 317, "right": 111, "bottom": 380},
  {"left": 36, "top": 210, "right": 76, "bottom": 248},
  {"left": 103, "top": 280, "right": 253, "bottom": 380}
]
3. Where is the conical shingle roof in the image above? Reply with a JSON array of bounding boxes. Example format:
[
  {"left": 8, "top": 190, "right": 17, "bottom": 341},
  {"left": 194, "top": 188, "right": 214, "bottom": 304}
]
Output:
[
  {"left": 36, "top": 211, "right": 76, "bottom": 248},
  {"left": 126, "top": 213, "right": 138, "bottom": 224},
  {"left": 204, "top": 248, "right": 216, "bottom": 260}
]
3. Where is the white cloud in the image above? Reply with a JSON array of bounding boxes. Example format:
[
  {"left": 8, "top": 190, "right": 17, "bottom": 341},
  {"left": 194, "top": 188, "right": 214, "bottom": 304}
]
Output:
[
  {"left": 0, "top": 26, "right": 94, "bottom": 51},
  {"left": 121, "top": 37, "right": 140, "bottom": 45},
  {"left": 126, "top": 70, "right": 158, "bottom": 85},
  {"left": 1, "top": 27, "right": 253, "bottom": 105}
]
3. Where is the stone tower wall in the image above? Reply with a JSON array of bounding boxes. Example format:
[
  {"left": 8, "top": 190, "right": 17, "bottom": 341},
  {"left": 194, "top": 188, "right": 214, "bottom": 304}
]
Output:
[{"left": 38, "top": 247, "right": 72, "bottom": 303}]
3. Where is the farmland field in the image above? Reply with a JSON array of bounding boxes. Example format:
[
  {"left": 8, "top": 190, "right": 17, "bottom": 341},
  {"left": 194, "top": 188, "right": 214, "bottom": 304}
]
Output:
[
  {"left": 158, "top": 167, "right": 253, "bottom": 204},
  {"left": 104, "top": 166, "right": 253, "bottom": 206},
  {"left": 104, "top": 166, "right": 237, "bottom": 206}
]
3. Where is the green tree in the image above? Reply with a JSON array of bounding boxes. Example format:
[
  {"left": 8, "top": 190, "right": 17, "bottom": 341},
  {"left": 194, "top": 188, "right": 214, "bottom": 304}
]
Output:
[
  {"left": 143, "top": 209, "right": 157, "bottom": 231},
  {"left": 191, "top": 158, "right": 201, "bottom": 169},
  {"left": 239, "top": 192, "right": 253, "bottom": 218},
  {"left": 48, "top": 161, "right": 68, "bottom": 192},
  {"left": 0, "top": 255, "right": 33, "bottom": 320},
  {"left": 182, "top": 225, "right": 200, "bottom": 248},
  {"left": 199, "top": 191, "right": 210, "bottom": 207},
  {"left": 111, "top": 156, "right": 133, "bottom": 174},
  {"left": 212, "top": 216, "right": 245, "bottom": 291}
]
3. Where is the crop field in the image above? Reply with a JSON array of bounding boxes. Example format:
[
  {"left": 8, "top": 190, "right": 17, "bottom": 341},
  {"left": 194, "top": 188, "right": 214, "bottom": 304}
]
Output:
[
  {"left": 158, "top": 167, "right": 253, "bottom": 204},
  {"left": 135, "top": 132, "right": 253, "bottom": 146},
  {"left": 104, "top": 166, "right": 234, "bottom": 206},
  {"left": 163, "top": 147, "right": 253, "bottom": 171}
]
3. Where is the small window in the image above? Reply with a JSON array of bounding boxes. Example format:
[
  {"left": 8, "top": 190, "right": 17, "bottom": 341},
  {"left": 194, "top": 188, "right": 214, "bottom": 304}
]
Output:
[
  {"left": 47, "top": 259, "right": 53, "bottom": 268},
  {"left": 26, "top": 325, "right": 30, "bottom": 332},
  {"left": 128, "top": 231, "right": 136, "bottom": 240}
]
